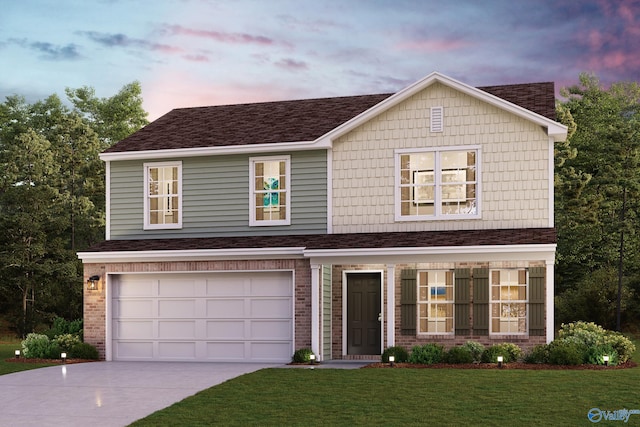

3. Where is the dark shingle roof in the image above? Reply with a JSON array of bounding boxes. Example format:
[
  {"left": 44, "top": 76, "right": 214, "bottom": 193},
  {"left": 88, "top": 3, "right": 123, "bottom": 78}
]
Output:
[
  {"left": 84, "top": 228, "right": 556, "bottom": 253},
  {"left": 105, "top": 82, "right": 557, "bottom": 153}
]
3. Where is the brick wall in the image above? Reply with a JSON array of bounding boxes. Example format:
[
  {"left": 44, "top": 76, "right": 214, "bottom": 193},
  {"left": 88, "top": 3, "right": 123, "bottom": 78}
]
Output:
[{"left": 83, "top": 258, "right": 311, "bottom": 360}]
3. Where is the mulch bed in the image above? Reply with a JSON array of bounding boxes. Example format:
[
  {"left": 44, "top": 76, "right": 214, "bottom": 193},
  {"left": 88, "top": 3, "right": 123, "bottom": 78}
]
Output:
[
  {"left": 363, "top": 361, "right": 638, "bottom": 370},
  {"left": 4, "top": 358, "right": 97, "bottom": 365}
]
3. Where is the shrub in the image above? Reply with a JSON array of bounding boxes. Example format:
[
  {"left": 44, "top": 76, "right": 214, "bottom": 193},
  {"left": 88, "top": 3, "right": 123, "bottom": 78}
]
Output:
[
  {"left": 523, "top": 344, "right": 550, "bottom": 364},
  {"left": 443, "top": 346, "right": 474, "bottom": 364},
  {"left": 548, "top": 340, "right": 585, "bottom": 365},
  {"left": 69, "top": 342, "right": 100, "bottom": 360},
  {"left": 292, "top": 348, "right": 315, "bottom": 363},
  {"left": 461, "top": 341, "right": 485, "bottom": 363},
  {"left": 53, "top": 333, "right": 82, "bottom": 352},
  {"left": 409, "top": 343, "right": 444, "bottom": 364},
  {"left": 585, "top": 344, "right": 619, "bottom": 366},
  {"left": 481, "top": 343, "right": 522, "bottom": 363},
  {"left": 22, "top": 333, "right": 51, "bottom": 359},
  {"left": 382, "top": 346, "right": 409, "bottom": 363},
  {"left": 558, "top": 321, "right": 635, "bottom": 363},
  {"left": 43, "top": 317, "right": 83, "bottom": 340}
]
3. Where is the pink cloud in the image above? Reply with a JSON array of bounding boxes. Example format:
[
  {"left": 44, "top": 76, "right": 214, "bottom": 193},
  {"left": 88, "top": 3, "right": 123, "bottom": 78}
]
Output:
[
  {"left": 183, "top": 54, "right": 210, "bottom": 62},
  {"left": 160, "top": 24, "right": 290, "bottom": 48},
  {"left": 142, "top": 71, "right": 307, "bottom": 120}
]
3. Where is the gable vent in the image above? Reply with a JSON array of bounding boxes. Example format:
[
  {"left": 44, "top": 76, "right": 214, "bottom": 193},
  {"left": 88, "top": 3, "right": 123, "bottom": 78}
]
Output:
[{"left": 430, "top": 106, "right": 444, "bottom": 132}]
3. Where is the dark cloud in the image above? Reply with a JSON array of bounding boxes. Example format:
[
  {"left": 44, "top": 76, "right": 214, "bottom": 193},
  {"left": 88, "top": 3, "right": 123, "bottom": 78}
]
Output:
[
  {"left": 79, "top": 31, "right": 182, "bottom": 54},
  {"left": 274, "top": 58, "right": 308, "bottom": 71},
  {"left": 7, "top": 38, "right": 81, "bottom": 60}
]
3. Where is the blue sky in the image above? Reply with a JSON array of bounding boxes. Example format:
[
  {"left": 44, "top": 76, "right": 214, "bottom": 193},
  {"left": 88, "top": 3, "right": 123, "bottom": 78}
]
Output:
[{"left": 2, "top": 0, "right": 639, "bottom": 120}]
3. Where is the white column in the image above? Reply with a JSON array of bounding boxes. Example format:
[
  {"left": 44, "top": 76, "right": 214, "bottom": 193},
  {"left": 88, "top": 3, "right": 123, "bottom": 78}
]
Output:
[
  {"left": 546, "top": 260, "right": 555, "bottom": 344},
  {"left": 311, "top": 264, "right": 321, "bottom": 360},
  {"left": 386, "top": 264, "right": 396, "bottom": 348}
]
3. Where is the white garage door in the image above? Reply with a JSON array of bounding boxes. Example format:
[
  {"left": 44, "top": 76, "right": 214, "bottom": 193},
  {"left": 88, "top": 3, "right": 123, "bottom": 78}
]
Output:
[{"left": 112, "top": 271, "right": 293, "bottom": 362}]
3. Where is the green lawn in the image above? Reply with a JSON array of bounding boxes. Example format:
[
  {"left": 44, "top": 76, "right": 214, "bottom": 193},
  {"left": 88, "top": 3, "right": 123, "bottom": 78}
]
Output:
[
  {"left": 0, "top": 341, "right": 56, "bottom": 375},
  {"left": 132, "top": 340, "right": 640, "bottom": 426}
]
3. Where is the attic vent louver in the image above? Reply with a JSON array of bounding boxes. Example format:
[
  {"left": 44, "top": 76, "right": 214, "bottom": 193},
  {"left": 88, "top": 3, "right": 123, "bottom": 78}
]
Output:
[{"left": 430, "top": 106, "right": 444, "bottom": 132}]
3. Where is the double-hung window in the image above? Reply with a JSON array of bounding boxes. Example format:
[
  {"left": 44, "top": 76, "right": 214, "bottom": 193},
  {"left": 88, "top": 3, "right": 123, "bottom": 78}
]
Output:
[
  {"left": 396, "top": 147, "right": 479, "bottom": 220},
  {"left": 249, "top": 156, "right": 290, "bottom": 226},
  {"left": 490, "top": 269, "right": 527, "bottom": 334},
  {"left": 144, "top": 161, "right": 182, "bottom": 229},
  {"left": 417, "top": 270, "right": 454, "bottom": 334}
]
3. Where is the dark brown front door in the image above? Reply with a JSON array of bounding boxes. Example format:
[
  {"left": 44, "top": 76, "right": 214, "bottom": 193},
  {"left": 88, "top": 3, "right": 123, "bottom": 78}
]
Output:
[{"left": 347, "top": 273, "right": 381, "bottom": 355}]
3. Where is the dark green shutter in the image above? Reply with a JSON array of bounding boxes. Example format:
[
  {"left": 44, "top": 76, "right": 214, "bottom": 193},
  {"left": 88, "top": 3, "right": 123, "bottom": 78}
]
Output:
[
  {"left": 473, "top": 268, "right": 489, "bottom": 335},
  {"left": 454, "top": 269, "right": 470, "bottom": 335},
  {"left": 400, "top": 269, "right": 417, "bottom": 335},
  {"left": 529, "top": 267, "right": 546, "bottom": 336}
]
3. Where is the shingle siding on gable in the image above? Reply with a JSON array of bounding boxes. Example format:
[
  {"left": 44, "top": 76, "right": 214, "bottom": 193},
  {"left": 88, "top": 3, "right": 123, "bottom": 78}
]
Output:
[
  {"left": 109, "top": 150, "right": 328, "bottom": 239},
  {"left": 331, "top": 82, "right": 551, "bottom": 233}
]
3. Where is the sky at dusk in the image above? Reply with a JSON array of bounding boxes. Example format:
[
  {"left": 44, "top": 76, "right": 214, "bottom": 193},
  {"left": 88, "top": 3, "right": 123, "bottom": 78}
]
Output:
[{"left": 2, "top": 0, "right": 639, "bottom": 121}]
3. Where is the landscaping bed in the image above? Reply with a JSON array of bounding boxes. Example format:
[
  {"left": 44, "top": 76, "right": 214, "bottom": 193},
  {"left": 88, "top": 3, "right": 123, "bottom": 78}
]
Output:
[{"left": 363, "top": 361, "right": 637, "bottom": 370}]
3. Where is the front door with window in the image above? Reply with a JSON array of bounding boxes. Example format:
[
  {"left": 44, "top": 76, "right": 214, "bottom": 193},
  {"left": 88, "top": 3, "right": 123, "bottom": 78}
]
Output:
[{"left": 347, "top": 273, "right": 381, "bottom": 355}]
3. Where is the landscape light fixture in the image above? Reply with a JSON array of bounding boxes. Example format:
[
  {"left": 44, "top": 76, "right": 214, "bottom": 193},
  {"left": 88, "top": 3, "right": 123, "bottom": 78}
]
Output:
[
  {"left": 61, "top": 352, "right": 67, "bottom": 363},
  {"left": 86, "top": 275, "right": 100, "bottom": 291},
  {"left": 389, "top": 355, "right": 395, "bottom": 367},
  {"left": 14, "top": 350, "right": 20, "bottom": 359},
  {"left": 603, "top": 355, "right": 610, "bottom": 366},
  {"left": 309, "top": 354, "right": 316, "bottom": 365},
  {"left": 497, "top": 356, "right": 503, "bottom": 368}
]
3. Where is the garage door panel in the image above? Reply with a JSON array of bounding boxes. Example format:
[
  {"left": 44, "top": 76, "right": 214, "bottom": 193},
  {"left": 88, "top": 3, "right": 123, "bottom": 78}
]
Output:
[
  {"left": 206, "top": 277, "right": 246, "bottom": 296},
  {"left": 158, "top": 321, "right": 196, "bottom": 339},
  {"left": 207, "top": 342, "right": 245, "bottom": 360},
  {"left": 158, "top": 342, "right": 196, "bottom": 359},
  {"left": 113, "top": 272, "right": 293, "bottom": 363},
  {"left": 206, "top": 320, "right": 245, "bottom": 339},
  {"left": 250, "top": 280, "right": 292, "bottom": 297},
  {"left": 158, "top": 299, "right": 196, "bottom": 318},
  {"left": 207, "top": 299, "right": 245, "bottom": 317},
  {"left": 250, "top": 320, "right": 292, "bottom": 340},
  {"left": 115, "top": 342, "right": 154, "bottom": 359},
  {"left": 250, "top": 342, "right": 292, "bottom": 361},
  {"left": 159, "top": 279, "right": 197, "bottom": 297},
  {"left": 115, "top": 320, "right": 153, "bottom": 339},
  {"left": 117, "top": 300, "right": 154, "bottom": 318},
  {"left": 115, "top": 279, "right": 154, "bottom": 297},
  {"left": 250, "top": 298, "right": 292, "bottom": 318}
]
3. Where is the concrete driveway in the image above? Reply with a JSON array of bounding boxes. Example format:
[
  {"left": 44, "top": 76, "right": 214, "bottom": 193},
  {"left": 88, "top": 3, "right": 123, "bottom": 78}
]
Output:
[{"left": 0, "top": 361, "right": 276, "bottom": 427}]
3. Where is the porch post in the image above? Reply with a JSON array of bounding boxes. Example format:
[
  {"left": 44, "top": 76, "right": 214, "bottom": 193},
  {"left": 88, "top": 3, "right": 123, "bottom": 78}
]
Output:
[
  {"left": 386, "top": 264, "right": 396, "bottom": 348},
  {"left": 545, "top": 260, "right": 555, "bottom": 344},
  {"left": 311, "top": 264, "right": 321, "bottom": 360}
]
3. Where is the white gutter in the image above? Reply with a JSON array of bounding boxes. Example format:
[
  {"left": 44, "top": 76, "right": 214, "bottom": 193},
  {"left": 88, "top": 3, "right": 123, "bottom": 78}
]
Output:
[
  {"left": 77, "top": 247, "right": 307, "bottom": 263},
  {"left": 100, "top": 139, "right": 331, "bottom": 161}
]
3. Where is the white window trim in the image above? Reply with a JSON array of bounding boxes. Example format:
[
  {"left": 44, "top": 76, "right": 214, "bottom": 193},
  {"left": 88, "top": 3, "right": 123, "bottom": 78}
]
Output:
[
  {"left": 394, "top": 146, "right": 481, "bottom": 221},
  {"left": 249, "top": 155, "right": 291, "bottom": 227},
  {"left": 417, "top": 270, "right": 454, "bottom": 336},
  {"left": 143, "top": 161, "right": 183, "bottom": 230},
  {"left": 489, "top": 269, "right": 529, "bottom": 336}
]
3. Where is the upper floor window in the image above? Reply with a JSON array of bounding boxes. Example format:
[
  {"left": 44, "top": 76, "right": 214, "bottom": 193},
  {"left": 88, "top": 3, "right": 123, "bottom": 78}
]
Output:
[
  {"left": 144, "top": 162, "right": 182, "bottom": 229},
  {"left": 249, "top": 156, "right": 290, "bottom": 226},
  {"left": 395, "top": 147, "right": 480, "bottom": 220},
  {"left": 490, "top": 269, "right": 527, "bottom": 335},
  {"left": 417, "top": 270, "right": 454, "bottom": 334}
]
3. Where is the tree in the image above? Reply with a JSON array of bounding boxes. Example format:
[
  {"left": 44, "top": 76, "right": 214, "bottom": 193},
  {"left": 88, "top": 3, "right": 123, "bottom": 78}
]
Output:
[
  {"left": 0, "top": 83, "right": 147, "bottom": 334},
  {"left": 556, "top": 73, "right": 640, "bottom": 330}
]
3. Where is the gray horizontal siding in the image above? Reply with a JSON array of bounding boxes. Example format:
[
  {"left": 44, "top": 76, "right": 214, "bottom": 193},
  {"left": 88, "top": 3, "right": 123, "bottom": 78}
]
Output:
[{"left": 109, "top": 151, "right": 328, "bottom": 239}]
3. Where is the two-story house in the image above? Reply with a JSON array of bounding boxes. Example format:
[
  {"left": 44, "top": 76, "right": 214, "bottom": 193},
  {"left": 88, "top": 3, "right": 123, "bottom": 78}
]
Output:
[{"left": 78, "top": 72, "right": 568, "bottom": 363}]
